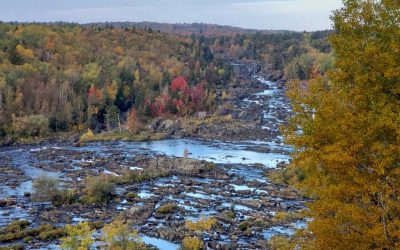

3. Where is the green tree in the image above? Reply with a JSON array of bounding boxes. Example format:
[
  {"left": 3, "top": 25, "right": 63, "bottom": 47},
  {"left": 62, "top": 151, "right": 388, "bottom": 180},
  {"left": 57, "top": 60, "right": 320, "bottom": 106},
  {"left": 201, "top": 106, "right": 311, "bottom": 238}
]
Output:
[
  {"left": 105, "top": 105, "right": 121, "bottom": 131},
  {"left": 82, "top": 63, "right": 101, "bottom": 86}
]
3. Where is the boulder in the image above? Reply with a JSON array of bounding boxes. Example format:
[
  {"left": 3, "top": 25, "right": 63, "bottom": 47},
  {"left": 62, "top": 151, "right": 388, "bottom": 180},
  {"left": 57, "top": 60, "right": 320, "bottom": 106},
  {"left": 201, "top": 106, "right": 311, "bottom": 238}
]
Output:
[{"left": 0, "top": 198, "right": 16, "bottom": 207}]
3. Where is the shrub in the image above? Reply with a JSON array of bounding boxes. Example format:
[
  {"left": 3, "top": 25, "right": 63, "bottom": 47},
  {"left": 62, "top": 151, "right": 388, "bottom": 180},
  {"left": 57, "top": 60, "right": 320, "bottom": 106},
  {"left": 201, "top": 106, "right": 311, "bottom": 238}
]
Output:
[
  {"left": 1, "top": 220, "right": 30, "bottom": 234},
  {"left": 88, "top": 221, "right": 104, "bottom": 230},
  {"left": 23, "top": 236, "right": 33, "bottom": 243},
  {"left": 117, "top": 170, "right": 152, "bottom": 184},
  {"left": 0, "top": 221, "right": 38, "bottom": 243},
  {"left": 267, "top": 167, "right": 305, "bottom": 186},
  {"left": 0, "top": 221, "right": 66, "bottom": 244},
  {"left": 157, "top": 203, "right": 179, "bottom": 214},
  {"left": 60, "top": 222, "right": 94, "bottom": 250},
  {"left": 79, "top": 129, "right": 95, "bottom": 143},
  {"left": 268, "top": 235, "right": 293, "bottom": 250},
  {"left": 82, "top": 175, "right": 115, "bottom": 205},
  {"left": 0, "top": 233, "right": 21, "bottom": 243},
  {"left": 181, "top": 236, "right": 203, "bottom": 250},
  {"left": 185, "top": 217, "right": 217, "bottom": 232},
  {"left": 238, "top": 221, "right": 252, "bottom": 231},
  {"left": 32, "top": 176, "right": 76, "bottom": 206},
  {"left": 102, "top": 219, "right": 146, "bottom": 250},
  {"left": 125, "top": 192, "right": 138, "bottom": 202},
  {"left": 0, "top": 244, "right": 24, "bottom": 250},
  {"left": 51, "top": 189, "right": 77, "bottom": 206},
  {"left": 32, "top": 175, "right": 60, "bottom": 202},
  {"left": 227, "top": 204, "right": 236, "bottom": 219},
  {"left": 11, "top": 115, "right": 49, "bottom": 137},
  {"left": 38, "top": 227, "right": 66, "bottom": 241}
]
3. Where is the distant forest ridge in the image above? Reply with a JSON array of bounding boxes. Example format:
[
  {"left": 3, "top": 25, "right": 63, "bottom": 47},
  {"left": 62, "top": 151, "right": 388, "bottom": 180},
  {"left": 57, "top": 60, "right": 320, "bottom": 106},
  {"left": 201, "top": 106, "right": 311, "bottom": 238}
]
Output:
[{"left": 1, "top": 21, "right": 333, "bottom": 36}]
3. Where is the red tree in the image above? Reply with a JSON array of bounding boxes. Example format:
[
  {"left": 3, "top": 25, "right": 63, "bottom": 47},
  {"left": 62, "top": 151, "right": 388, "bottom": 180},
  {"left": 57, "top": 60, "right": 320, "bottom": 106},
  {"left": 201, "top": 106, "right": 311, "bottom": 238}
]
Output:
[
  {"left": 88, "top": 85, "right": 102, "bottom": 100},
  {"left": 151, "top": 92, "right": 170, "bottom": 117},
  {"left": 171, "top": 76, "right": 188, "bottom": 92},
  {"left": 172, "top": 98, "right": 185, "bottom": 114},
  {"left": 191, "top": 82, "right": 205, "bottom": 109}
]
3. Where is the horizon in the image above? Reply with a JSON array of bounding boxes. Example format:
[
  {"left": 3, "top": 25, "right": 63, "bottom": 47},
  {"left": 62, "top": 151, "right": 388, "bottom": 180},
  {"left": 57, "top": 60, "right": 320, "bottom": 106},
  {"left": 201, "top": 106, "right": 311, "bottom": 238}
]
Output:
[
  {"left": 0, "top": 20, "right": 334, "bottom": 33},
  {"left": 0, "top": 0, "right": 342, "bottom": 31}
]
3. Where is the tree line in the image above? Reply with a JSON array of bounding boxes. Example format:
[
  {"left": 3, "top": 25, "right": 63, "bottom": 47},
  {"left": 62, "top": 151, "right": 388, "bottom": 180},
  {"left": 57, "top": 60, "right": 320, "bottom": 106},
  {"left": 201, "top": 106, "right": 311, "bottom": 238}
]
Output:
[{"left": 0, "top": 22, "right": 331, "bottom": 141}]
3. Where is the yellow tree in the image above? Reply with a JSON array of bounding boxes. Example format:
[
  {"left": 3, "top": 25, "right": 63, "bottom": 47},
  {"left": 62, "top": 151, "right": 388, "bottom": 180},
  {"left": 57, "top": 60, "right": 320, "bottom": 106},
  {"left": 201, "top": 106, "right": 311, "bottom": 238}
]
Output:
[
  {"left": 286, "top": 0, "right": 400, "bottom": 249},
  {"left": 60, "top": 222, "right": 94, "bottom": 250},
  {"left": 102, "top": 219, "right": 146, "bottom": 250}
]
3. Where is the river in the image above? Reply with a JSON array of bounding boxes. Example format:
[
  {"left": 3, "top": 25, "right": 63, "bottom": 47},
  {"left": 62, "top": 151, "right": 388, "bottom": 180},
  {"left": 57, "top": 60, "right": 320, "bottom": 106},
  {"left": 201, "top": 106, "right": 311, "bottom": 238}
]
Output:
[{"left": 0, "top": 75, "right": 304, "bottom": 249}]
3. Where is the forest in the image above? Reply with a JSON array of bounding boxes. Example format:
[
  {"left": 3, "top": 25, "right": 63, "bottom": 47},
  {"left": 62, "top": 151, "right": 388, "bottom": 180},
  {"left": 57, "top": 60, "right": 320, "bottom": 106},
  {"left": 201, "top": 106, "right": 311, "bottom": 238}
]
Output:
[{"left": 0, "top": 22, "right": 331, "bottom": 143}]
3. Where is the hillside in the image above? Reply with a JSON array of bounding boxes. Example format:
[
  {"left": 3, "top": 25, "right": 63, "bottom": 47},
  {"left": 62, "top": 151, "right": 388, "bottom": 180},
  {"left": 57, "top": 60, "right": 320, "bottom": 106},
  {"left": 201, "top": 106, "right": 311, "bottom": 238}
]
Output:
[{"left": 0, "top": 22, "right": 332, "bottom": 144}]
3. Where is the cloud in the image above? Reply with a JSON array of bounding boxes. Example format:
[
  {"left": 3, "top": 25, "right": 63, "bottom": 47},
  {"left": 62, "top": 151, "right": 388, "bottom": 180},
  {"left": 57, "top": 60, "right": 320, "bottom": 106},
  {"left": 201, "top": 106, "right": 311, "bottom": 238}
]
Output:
[{"left": 0, "top": 0, "right": 342, "bottom": 31}]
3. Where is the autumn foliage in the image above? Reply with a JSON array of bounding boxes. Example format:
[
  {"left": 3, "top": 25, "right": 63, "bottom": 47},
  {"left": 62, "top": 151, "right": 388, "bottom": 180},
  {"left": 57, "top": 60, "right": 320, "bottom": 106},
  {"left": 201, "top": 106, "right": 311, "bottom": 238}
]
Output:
[
  {"left": 0, "top": 22, "right": 233, "bottom": 137},
  {"left": 171, "top": 76, "right": 188, "bottom": 92},
  {"left": 127, "top": 108, "right": 139, "bottom": 134},
  {"left": 148, "top": 76, "right": 208, "bottom": 117},
  {"left": 286, "top": 0, "right": 400, "bottom": 249}
]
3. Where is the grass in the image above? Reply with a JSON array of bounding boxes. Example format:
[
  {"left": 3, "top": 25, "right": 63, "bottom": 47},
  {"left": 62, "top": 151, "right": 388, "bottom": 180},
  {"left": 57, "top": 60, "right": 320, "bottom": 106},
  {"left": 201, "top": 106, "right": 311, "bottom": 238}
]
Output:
[
  {"left": 1, "top": 130, "right": 79, "bottom": 146},
  {"left": 0, "top": 221, "right": 66, "bottom": 243},
  {"left": 0, "top": 244, "right": 24, "bottom": 250},
  {"left": 0, "top": 220, "right": 104, "bottom": 246}
]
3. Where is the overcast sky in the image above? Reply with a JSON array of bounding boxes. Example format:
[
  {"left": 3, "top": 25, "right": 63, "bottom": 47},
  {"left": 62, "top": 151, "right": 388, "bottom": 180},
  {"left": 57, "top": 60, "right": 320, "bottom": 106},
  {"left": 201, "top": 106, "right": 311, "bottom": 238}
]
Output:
[{"left": 0, "top": 0, "right": 343, "bottom": 31}]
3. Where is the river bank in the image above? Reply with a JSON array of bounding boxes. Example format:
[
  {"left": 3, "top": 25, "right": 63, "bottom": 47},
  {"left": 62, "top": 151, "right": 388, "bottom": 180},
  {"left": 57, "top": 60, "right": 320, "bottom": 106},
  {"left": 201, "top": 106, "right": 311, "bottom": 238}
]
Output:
[{"left": 0, "top": 60, "right": 301, "bottom": 250}]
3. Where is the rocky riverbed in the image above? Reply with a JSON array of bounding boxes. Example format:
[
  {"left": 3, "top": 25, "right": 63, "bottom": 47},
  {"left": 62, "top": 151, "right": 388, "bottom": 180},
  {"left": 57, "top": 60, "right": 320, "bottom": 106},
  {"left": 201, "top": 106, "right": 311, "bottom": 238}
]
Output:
[{"left": 0, "top": 63, "right": 304, "bottom": 250}]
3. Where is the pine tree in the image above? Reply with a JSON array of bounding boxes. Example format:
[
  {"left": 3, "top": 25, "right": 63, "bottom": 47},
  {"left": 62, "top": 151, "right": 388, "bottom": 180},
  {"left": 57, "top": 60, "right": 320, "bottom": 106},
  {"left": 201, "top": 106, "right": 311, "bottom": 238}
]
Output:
[{"left": 105, "top": 105, "right": 121, "bottom": 131}]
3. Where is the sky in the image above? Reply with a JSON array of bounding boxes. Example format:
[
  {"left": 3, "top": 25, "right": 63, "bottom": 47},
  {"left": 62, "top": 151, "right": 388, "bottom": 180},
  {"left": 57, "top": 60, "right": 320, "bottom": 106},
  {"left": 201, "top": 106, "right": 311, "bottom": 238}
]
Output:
[{"left": 0, "top": 0, "right": 343, "bottom": 31}]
